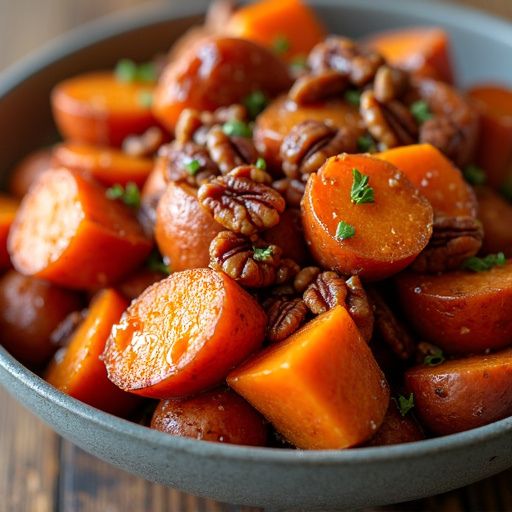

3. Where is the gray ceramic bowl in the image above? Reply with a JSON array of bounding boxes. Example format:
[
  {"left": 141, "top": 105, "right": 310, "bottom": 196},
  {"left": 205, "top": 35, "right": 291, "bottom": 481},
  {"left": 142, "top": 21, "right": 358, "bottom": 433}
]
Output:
[{"left": 1, "top": 1, "right": 512, "bottom": 510}]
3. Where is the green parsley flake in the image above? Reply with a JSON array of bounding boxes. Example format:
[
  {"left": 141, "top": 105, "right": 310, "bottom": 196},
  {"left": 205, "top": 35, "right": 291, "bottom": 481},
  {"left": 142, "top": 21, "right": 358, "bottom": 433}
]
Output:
[
  {"left": 290, "top": 54, "right": 308, "bottom": 72},
  {"left": 115, "top": 59, "right": 157, "bottom": 83},
  {"left": 138, "top": 91, "right": 154, "bottom": 108},
  {"left": 335, "top": 221, "right": 355, "bottom": 241},
  {"left": 253, "top": 246, "right": 274, "bottom": 261},
  {"left": 410, "top": 100, "right": 433, "bottom": 124},
  {"left": 147, "top": 251, "right": 171, "bottom": 275},
  {"left": 244, "top": 90, "right": 268, "bottom": 119},
  {"left": 255, "top": 157, "right": 267, "bottom": 170},
  {"left": 351, "top": 168, "right": 375, "bottom": 204},
  {"left": 136, "top": 62, "right": 157, "bottom": 83},
  {"left": 272, "top": 35, "right": 290, "bottom": 55},
  {"left": 394, "top": 393, "right": 415, "bottom": 417},
  {"left": 106, "top": 182, "right": 141, "bottom": 208},
  {"left": 463, "top": 164, "right": 486, "bottom": 186},
  {"left": 186, "top": 159, "right": 201, "bottom": 176},
  {"left": 222, "top": 120, "right": 252, "bottom": 138},
  {"left": 462, "top": 252, "right": 506, "bottom": 272},
  {"left": 357, "top": 134, "right": 377, "bottom": 153},
  {"left": 344, "top": 89, "right": 361, "bottom": 106},
  {"left": 424, "top": 347, "right": 445, "bottom": 367}
]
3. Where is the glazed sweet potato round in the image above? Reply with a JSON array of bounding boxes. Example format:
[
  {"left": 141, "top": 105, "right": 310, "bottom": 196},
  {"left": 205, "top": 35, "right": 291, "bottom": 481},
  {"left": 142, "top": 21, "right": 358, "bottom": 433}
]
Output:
[
  {"left": 155, "top": 181, "right": 224, "bottom": 271},
  {"left": 151, "top": 388, "right": 268, "bottom": 446},
  {"left": 302, "top": 154, "right": 433, "bottom": 281},
  {"left": 0, "top": 271, "right": 83, "bottom": 368}
]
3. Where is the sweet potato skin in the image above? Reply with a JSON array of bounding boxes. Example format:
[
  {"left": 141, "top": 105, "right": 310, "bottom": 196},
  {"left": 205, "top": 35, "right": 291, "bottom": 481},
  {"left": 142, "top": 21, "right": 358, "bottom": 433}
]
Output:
[
  {"left": 477, "top": 187, "right": 512, "bottom": 256},
  {"left": 0, "top": 271, "right": 83, "bottom": 368},
  {"left": 0, "top": 195, "right": 18, "bottom": 270},
  {"left": 228, "top": 306, "right": 390, "bottom": 450},
  {"left": 155, "top": 182, "right": 224, "bottom": 271},
  {"left": 153, "top": 36, "right": 291, "bottom": 131},
  {"left": 9, "top": 148, "right": 53, "bottom": 199},
  {"left": 301, "top": 154, "right": 433, "bottom": 281},
  {"left": 151, "top": 389, "right": 268, "bottom": 446},
  {"left": 103, "top": 268, "right": 267, "bottom": 398},
  {"left": 406, "top": 349, "right": 512, "bottom": 435},
  {"left": 396, "top": 262, "right": 512, "bottom": 354}
]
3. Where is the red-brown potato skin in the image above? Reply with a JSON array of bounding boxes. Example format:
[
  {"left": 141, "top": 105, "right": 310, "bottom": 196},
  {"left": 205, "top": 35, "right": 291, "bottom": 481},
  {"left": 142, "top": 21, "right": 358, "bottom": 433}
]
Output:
[
  {"left": 151, "top": 389, "right": 268, "bottom": 446},
  {"left": 477, "top": 187, "right": 512, "bottom": 256},
  {"left": 0, "top": 271, "right": 83, "bottom": 368},
  {"left": 406, "top": 349, "right": 512, "bottom": 435},
  {"left": 396, "top": 262, "right": 512, "bottom": 354},
  {"left": 155, "top": 182, "right": 224, "bottom": 271}
]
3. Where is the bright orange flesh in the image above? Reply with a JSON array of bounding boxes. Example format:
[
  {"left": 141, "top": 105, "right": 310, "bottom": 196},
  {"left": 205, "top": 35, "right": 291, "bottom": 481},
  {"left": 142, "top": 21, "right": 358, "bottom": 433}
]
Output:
[
  {"left": 8, "top": 168, "right": 152, "bottom": 290},
  {"left": 103, "top": 269, "right": 267, "bottom": 398},
  {"left": 46, "top": 289, "right": 139, "bottom": 416},
  {"left": 301, "top": 154, "right": 433, "bottom": 281},
  {"left": 377, "top": 144, "right": 478, "bottom": 218},
  {"left": 228, "top": 306, "right": 389, "bottom": 449},
  {"left": 0, "top": 195, "right": 18, "bottom": 270}
]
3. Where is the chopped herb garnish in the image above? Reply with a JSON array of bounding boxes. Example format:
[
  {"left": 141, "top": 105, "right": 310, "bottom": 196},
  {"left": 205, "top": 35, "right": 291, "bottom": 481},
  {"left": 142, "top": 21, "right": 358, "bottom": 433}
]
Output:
[
  {"left": 244, "top": 90, "right": 268, "bottom": 119},
  {"left": 462, "top": 252, "right": 506, "bottom": 272},
  {"left": 351, "top": 168, "right": 375, "bottom": 204},
  {"left": 424, "top": 347, "right": 445, "bottom": 366},
  {"left": 357, "top": 134, "right": 377, "bottom": 153},
  {"left": 186, "top": 159, "right": 201, "bottom": 176},
  {"left": 115, "top": 59, "right": 157, "bottom": 83},
  {"left": 335, "top": 221, "right": 355, "bottom": 241},
  {"left": 253, "top": 246, "right": 274, "bottom": 261},
  {"left": 410, "top": 100, "right": 433, "bottom": 124},
  {"left": 394, "top": 393, "right": 415, "bottom": 417},
  {"left": 147, "top": 250, "right": 170, "bottom": 275},
  {"left": 138, "top": 91, "right": 154, "bottom": 108},
  {"left": 344, "top": 89, "right": 361, "bottom": 106},
  {"left": 222, "top": 119, "right": 252, "bottom": 138},
  {"left": 272, "top": 35, "right": 290, "bottom": 55},
  {"left": 463, "top": 164, "right": 486, "bottom": 186},
  {"left": 290, "top": 54, "right": 308, "bottom": 72},
  {"left": 106, "top": 182, "right": 141, "bottom": 208},
  {"left": 255, "top": 157, "right": 267, "bottom": 170}
]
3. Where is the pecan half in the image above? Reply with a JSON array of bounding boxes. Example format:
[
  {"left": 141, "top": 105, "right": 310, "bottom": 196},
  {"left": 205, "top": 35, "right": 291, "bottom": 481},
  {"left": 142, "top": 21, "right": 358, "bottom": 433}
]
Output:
[
  {"left": 308, "top": 37, "right": 384, "bottom": 87},
  {"left": 229, "top": 165, "right": 273, "bottom": 185},
  {"left": 280, "top": 120, "right": 358, "bottom": 180},
  {"left": 265, "top": 296, "right": 309, "bottom": 343},
  {"left": 289, "top": 70, "right": 349, "bottom": 105},
  {"left": 122, "top": 127, "right": 165, "bottom": 157},
  {"left": 276, "top": 258, "right": 301, "bottom": 285},
  {"left": 272, "top": 178, "right": 306, "bottom": 208},
  {"left": 209, "top": 231, "right": 282, "bottom": 288},
  {"left": 198, "top": 168, "right": 286, "bottom": 235},
  {"left": 303, "top": 271, "right": 348, "bottom": 315},
  {"left": 411, "top": 215, "right": 483, "bottom": 273},
  {"left": 294, "top": 266, "right": 321, "bottom": 293},
  {"left": 368, "top": 287, "right": 415, "bottom": 360},
  {"left": 373, "top": 65, "right": 410, "bottom": 103},
  {"left": 345, "top": 276, "right": 374, "bottom": 343}
]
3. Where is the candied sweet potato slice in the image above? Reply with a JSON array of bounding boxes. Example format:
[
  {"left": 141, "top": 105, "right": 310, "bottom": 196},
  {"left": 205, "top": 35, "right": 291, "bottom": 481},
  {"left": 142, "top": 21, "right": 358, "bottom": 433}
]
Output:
[
  {"left": 302, "top": 154, "right": 433, "bottom": 281},
  {"left": 103, "top": 268, "right": 267, "bottom": 398},
  {"left": 228, "top": 306, "right": 389, "bottom": 449},
  {"left": 8, "top": 168, "right": 152, "bottom": 290}
]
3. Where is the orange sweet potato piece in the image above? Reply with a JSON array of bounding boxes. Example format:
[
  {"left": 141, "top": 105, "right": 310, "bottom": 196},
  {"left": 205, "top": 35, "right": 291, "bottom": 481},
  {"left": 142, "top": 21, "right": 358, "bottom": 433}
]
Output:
[
  {"left": 103, "top": 268, "right": 267, "bottom": 398},
  {"left": 226, "top": 0, "right": 326, "bottom": 61},
  {"left": 302, "top": 154, "right": 433, "bottom": 281},
  {"left": 52, "top": 143, "right": 153, "bottom": 188},
  {"left": 8, "top": 168, "right": 152, "bottom": 290},
  {"left": 9, "top": 148, "right": 53, "bottom": 199},
  {"left": 467, "top": 84, "right": 512, "bottom": 188},
  {"left": 365, "top": 27, "right": 454, "bottom": 84},
  {"left": 406, "top": 349, "right": 512, "bottom": 435},
  {"left": 228, "top": 306, "right": 389, "bottom": 450},
  {"left": 46, "top": 289, "right": 139, "bottom": 415},
  {"left": 377, "top": 144, "right": 478, "bottom": 218},
  {"left": 155, "top": 182, "right": 223, "bottom": 271},
  {"left": 153, "top": 36, "right": 291, "bottom": 131},
  {"left": 0, "top": 195, "right": 18, "bottom": 270},
  {"left": 0, "top": 271, "right": 83, "bottom": 368},
  {"left": 477, "top": 187, "right": 512, "bottom": 256},
  {"left": 151, "top": 388, "right": 267, "bottom": 446},
  {"left": 52, "top": 72, "right": 157, "bottom": 147},
  {"left": 396, "top": 262, "right": 512, "bottom": 354},
  {"left": 254, "top": 95, "right": 364, "bottom": 169}
]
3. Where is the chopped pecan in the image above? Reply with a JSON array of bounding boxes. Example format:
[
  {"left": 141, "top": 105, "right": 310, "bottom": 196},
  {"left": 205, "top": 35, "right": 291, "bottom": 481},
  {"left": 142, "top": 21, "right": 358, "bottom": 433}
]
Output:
[
  {"left": 308, "top": 37, "right": 384, "bottom": 87},
  {"left": 122, "top": 127, "right": 165, "bottom": 157},
  {"left": 360, "top": 90, "right": 418, "bottom": 150},
  {"left": 209, "top": 231, "right": 282, "bottom": 288},
  {"left": 276, "top": 258, "right": 301, "bottom": 285},
  {"left": 411, "top": 215, "right": 483, "bottom": 273},
  {"left": 272, "top": 178, "right": 306, "bottom": 208},
  {"left": 294, "top": 266, "right": 321, "bottom": 293},
  {"left": 345, "top": 276, "right": 374, "bottom": 343},
  {"left": 373, "top": 65, "right": 410, "bottom": 103},
  {"left": 419, "top": 117, "right": 467, "bottom": 167},
  {"left": 198, "top": 168, "right": 286, "bottom": 235},
  {"left": 280, "top": 120, "right": 358, "bottom": 180},
  {"left": 288, "top": 70, "right": 349, "bottom": 105},
  {"left": 303, "top": 271, "right": 348, "bottom": 315},
  {"left": 368, "top": 287, "right": 415, "bottom": 360},
  {"left": 229, "top": 165, "right": 273, "bottom": 185},
  {"left": 265, "top": 296, "right": 309, "bottom": 343}
]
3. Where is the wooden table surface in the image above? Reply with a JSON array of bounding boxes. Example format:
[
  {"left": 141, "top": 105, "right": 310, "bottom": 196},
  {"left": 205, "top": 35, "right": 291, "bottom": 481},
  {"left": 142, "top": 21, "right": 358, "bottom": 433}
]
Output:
[{"left": 1, "top": 1, "right": 512, "bottom": 511}]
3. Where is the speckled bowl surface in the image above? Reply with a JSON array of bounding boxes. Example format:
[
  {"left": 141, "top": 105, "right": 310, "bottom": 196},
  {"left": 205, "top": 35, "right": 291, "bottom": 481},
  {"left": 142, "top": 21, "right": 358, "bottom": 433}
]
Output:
[{"left": 1, "top": 1, "right": 512, "bottom": 510}]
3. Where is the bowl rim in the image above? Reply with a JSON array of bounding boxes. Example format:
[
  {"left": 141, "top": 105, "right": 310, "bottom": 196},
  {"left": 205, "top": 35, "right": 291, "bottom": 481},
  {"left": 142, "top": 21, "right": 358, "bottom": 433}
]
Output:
[{"left": 1, "top": 0, "right": 512, "bottom": 465}]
